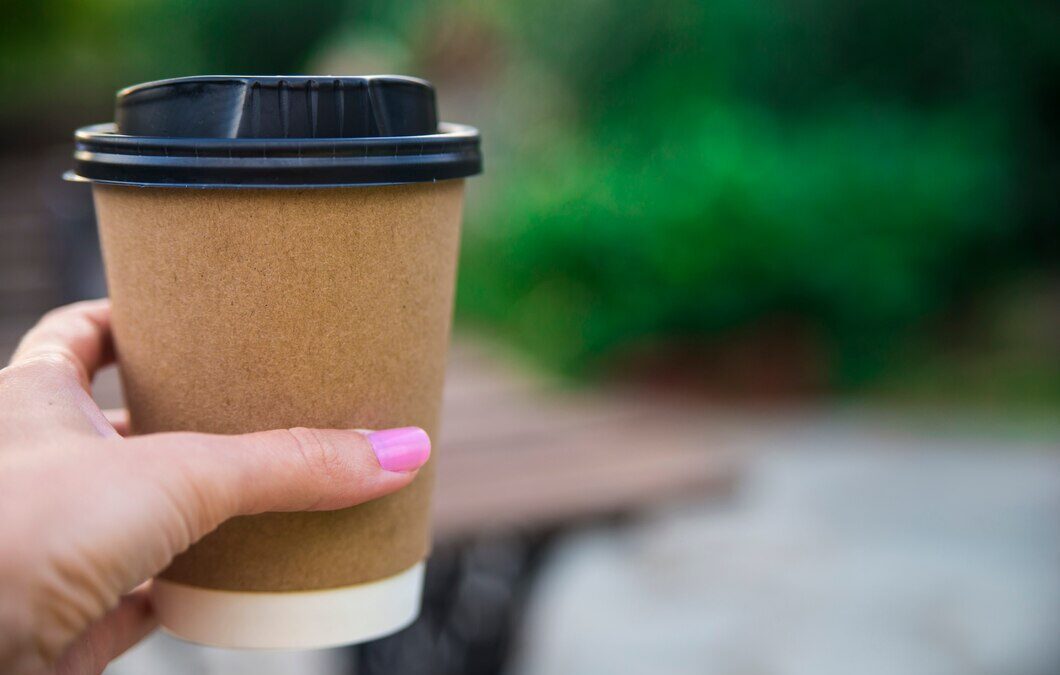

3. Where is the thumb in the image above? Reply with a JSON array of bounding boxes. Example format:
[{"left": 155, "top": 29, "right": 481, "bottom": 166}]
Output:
[{"left": 126, "top": 426, "right": 431, "bottom": 546}]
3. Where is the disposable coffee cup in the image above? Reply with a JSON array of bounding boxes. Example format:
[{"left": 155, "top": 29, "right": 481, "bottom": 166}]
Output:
[{"left": 67, "top": 76, "right": 481, "bottom": 649}]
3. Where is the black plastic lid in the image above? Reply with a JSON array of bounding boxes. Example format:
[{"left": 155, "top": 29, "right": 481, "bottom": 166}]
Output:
[{"left": 67, "top": 75, "right": 481, "bottom": 188}]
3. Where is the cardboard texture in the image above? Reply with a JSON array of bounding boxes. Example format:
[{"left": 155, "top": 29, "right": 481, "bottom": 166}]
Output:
[{"left": 92, "top": 181, "right": 465, "bottom": 592}]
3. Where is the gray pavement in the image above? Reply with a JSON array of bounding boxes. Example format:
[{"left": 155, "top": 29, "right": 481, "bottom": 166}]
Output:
[{"left": 510, "top": 410, "right": 1060, "bottom": 675}]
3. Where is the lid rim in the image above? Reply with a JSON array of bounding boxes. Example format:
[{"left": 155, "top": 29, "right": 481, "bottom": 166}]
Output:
[
  {"left": 71, "top": 121, "right": 481, "bottom": 187},
  {"left": 64, "top": 171, "right": 469, "bottom": 190},
  {"left": 75, "top": 122, "right": 479, "bottom": 145}
]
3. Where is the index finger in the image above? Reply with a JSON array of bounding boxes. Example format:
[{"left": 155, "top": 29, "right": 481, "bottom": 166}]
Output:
[{"left": 9, "top": 299, "right": 115, "bottom": 392}]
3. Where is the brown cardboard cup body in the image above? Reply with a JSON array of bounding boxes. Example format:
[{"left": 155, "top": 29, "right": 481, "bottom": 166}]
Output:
[{"left": 92, "top": 180, "right": 465, "bottom": 648}]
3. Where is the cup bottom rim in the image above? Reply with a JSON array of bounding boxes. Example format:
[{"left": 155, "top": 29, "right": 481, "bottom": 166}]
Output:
[{"left": 152, "top": 561, "right": 425, "bottom": 650}]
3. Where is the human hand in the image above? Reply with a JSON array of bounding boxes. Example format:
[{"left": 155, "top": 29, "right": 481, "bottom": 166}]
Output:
[{"left": 0, "top": 300, "right": 432, "bottom": 674}]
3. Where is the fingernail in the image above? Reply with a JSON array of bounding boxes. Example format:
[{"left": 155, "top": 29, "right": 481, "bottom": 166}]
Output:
[{"left": 366, "top": 427, "right": 431, "bottom": 473}]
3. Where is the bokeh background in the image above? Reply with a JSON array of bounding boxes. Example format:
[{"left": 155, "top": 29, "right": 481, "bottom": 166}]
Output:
[{"left": 2, "top": 2, "right": 1058, "bottom": 674}]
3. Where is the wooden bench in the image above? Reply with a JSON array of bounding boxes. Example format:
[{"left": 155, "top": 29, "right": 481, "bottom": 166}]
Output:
[{"left": 434, "top": 338, "right": 738, "bottom": 539}]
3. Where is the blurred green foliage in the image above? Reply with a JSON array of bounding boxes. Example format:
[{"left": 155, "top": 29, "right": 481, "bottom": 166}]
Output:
[
  {"left": 3, "top": 0, "right": 1057, "bottom": 388},
  {"left": 455, "top": 1, "right": 1057, "bottom": 385},
  {"left": 460, "top": 104, "right": 1009, "bottom": 383}
]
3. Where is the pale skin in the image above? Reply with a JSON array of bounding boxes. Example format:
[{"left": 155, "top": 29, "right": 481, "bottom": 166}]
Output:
[{"left": 0, "top": 300, "right": 429, "bottom": 674}]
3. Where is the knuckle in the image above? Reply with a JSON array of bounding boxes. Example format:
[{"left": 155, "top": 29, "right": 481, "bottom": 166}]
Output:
[
  {"left": 39, "top": 300, "right": 102, "bottom": 325},
  {"left": 285, "top": 427, "right": 348, "bottom": 485},
  {"left": 28, "top": 352, "right": 79, "bottom": 376},
  {"left": 37, "top": 304, "right": 72, "bottom": 325},
  {"left": 0, "top": 353, "right": 80, "bottom": 387}
]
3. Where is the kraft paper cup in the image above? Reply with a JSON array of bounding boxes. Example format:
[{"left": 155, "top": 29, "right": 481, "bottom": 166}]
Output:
[
  {"left": 92, "top": 182, "right": 463, "bottom": 648},
  {"left": 69, "top": 76, "right": 481, "bottom": 648}
]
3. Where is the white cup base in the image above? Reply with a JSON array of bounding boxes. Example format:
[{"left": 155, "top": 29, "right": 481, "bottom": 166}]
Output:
[{"left": 152, "top": 562, "right": 425, "bottom": 650}]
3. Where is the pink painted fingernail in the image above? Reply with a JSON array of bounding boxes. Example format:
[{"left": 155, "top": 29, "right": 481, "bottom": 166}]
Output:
[{"left": 367, "top": 427, "right": 431, "bottom": 472}]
